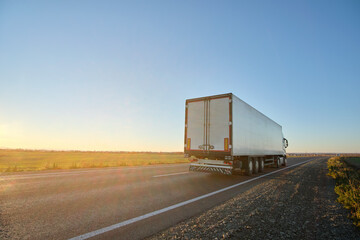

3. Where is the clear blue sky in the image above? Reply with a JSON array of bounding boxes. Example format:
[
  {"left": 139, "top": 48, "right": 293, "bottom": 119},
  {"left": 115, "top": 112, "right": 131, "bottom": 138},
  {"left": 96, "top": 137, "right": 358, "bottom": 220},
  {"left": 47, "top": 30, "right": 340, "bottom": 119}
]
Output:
[{"left": 0, "top": 0, "right": 359, "bottom": 153}]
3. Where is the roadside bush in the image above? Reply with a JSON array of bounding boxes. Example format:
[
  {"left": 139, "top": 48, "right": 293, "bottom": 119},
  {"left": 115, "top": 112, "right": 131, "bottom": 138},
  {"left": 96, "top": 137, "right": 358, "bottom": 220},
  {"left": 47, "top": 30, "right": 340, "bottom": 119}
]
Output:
[
  {"left": 70, "top": 162, "right": 80, "bottom": 169},
  {"left": 4, "top": 165, "right": 22, "bottom": 172},
  {"left": 328, "top": 157, "right": 360, "bottom": 228},
  {"left": 45, "top": 162, "right": 62, "bottom": 170}
]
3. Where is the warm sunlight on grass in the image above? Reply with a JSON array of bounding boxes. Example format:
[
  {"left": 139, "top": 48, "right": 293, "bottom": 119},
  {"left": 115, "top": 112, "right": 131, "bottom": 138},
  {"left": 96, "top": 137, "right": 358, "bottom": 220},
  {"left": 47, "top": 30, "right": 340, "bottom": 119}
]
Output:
[
  {"left": 0, "top": 149, "right": 188, "bottom": 172},
  {"left": 328, "top": 157, "right": 360, "bottom": 228}
]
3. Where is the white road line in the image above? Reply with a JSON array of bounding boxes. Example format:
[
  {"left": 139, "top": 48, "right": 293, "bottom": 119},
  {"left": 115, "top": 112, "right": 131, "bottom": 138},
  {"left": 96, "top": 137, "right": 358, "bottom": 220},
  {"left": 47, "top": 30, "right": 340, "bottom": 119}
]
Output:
[
  {"left": 153, "top": 172, "right": 189, "bottom": 178},
  {"left": 0, "top": 164, "right": 189, "bottom": 180},
  {"left": 68, "top": 158, "right": 315, "bottom": 240}
]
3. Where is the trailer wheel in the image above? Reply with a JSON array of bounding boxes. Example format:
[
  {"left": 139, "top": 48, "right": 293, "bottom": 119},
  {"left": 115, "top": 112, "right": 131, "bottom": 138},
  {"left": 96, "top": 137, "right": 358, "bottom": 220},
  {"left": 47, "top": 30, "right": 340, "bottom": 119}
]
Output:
[
  {"left": 282, "top": 157, "right": 287, "bottom": 167},
  {"left": 276, "top": 157, "right": 280, "bottom": 168},
  {"left": 252, "top": 158, "right": 259, "bottom": 174},
  {"left": 245, "top": 159, "right": 253, "bottom": 176},
  {"left": 259, "top": 158, "right": 264, "bottom": 173},
  {"left": 232, "top": 160, "right": 242, "bottom": 175}
]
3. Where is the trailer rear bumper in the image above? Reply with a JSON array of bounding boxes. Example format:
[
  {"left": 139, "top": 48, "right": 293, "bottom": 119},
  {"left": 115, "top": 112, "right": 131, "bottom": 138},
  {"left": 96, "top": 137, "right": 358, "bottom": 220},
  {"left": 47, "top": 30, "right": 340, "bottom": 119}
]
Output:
[{"left": 189, "top": 163, "right": 233, "bottom": 175}]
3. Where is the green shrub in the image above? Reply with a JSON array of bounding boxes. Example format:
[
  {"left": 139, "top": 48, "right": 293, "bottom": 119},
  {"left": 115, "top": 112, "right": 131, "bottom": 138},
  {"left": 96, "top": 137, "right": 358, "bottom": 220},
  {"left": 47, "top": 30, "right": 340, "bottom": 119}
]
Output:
[{"left": 328, "top": 157, "right": 360, "bottom": 228}]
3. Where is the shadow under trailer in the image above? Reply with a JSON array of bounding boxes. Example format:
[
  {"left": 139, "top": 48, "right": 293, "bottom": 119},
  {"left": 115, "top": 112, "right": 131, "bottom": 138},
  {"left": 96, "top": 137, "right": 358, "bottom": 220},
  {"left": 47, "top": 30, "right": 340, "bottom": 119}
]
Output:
[{"left": 184, "top": 93, "right": 288, "bottom": 176}]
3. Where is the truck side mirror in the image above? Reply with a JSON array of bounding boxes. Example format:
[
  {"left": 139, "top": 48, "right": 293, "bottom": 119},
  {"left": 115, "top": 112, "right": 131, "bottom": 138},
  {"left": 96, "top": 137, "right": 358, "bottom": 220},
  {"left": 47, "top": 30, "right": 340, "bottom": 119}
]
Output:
[{"left": 284, "top": 138, "right": 288, "bottom": 148}]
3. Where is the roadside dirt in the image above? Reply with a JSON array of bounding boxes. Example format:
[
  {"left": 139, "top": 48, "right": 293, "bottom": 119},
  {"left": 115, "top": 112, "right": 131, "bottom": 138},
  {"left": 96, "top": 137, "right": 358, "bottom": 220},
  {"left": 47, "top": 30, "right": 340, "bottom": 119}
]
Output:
[{"left": 150, "top": 158, "right": 360, "bottom": 240}]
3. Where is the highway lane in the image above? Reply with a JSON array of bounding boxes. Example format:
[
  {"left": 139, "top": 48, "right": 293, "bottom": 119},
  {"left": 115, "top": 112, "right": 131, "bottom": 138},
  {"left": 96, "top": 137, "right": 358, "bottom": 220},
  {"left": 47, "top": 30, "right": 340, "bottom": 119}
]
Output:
[{"left": 0, "top": 157, "right": 319, "bottom": 239}]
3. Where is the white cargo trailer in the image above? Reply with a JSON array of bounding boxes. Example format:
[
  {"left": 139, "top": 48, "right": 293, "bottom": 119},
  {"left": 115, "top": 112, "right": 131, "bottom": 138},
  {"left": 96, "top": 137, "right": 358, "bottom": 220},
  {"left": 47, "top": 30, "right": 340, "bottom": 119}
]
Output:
[{"left": 184, "top": 93, "right": 288, "bottom": 175}]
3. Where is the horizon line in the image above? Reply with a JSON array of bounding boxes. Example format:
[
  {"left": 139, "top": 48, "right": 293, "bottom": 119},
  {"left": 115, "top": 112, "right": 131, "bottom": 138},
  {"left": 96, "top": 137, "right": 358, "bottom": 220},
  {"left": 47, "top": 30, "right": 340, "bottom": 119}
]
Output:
[{"left": 0, "top": 148, "right": 359, "bottom": 155}]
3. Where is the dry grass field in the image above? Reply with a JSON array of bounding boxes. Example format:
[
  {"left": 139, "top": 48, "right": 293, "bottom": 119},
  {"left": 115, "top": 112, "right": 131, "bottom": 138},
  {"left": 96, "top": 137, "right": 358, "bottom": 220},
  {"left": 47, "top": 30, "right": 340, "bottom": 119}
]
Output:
[{"left": 0, "top": 149, "right": 188, "bottom": 172}]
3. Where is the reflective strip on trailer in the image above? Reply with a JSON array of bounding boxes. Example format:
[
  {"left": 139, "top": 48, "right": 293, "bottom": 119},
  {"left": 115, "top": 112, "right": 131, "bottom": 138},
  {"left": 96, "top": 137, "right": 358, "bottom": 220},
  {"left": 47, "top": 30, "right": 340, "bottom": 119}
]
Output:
[{"left": 224, "top": 138, "right": 229, "bottom": 151}]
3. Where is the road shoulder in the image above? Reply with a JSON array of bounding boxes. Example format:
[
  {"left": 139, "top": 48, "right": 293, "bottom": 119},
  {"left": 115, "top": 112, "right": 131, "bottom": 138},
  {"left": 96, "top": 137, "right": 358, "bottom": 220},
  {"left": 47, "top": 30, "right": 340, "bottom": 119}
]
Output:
[{"left": 150, "top": 158, "right": 360, "bottom": 240}]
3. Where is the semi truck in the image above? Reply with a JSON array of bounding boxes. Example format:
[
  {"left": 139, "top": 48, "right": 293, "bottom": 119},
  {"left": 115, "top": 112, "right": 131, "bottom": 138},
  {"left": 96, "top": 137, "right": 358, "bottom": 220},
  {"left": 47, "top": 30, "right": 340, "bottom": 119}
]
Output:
[{"left": 184, "top": 93, "right": 288, "bottom": 176}]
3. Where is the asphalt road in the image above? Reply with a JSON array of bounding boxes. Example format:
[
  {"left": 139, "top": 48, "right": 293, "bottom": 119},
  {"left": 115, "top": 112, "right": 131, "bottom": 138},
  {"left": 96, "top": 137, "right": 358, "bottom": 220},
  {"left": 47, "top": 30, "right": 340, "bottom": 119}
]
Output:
[{"left": 0, "top": 157, "right": 320, "bottom": 240}]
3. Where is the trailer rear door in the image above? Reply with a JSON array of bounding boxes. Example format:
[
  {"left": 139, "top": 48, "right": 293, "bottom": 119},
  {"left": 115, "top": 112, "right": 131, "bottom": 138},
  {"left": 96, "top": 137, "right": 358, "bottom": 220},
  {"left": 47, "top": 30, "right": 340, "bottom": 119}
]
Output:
[
  {"left": 186, "top": 101, "right": 205, "bottom": 151},
  {"left": 185, "top": 95, "right": 231, "bottom": 153},
  {"left": 208, "top": 97, "right": 230, "bottom": 152}
]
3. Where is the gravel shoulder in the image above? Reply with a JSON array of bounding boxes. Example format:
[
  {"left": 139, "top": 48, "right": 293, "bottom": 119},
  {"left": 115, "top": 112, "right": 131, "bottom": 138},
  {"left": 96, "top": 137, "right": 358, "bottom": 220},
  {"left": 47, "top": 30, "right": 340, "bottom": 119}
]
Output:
[{"left": 150, "top": 158, "right": 360, "bottom": 240}]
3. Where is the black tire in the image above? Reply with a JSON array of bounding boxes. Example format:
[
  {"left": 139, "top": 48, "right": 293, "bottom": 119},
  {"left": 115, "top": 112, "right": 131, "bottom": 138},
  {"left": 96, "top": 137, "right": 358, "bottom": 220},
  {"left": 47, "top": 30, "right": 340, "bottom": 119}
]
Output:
[
  {"left": 259, "top": 158, "right": 264, "bottom": 173},
  {"left": 282, "top": 157, "right": 287, "bottom": 167},
  {"left": 252, "top": 158, "right": 259, "bottom": 174},
  {"left": 245, "top": 159, "right": 253, "bottom": 176},
  {"left": 231, "top": 160, "right": 239, "bottom": 175},
  {"left": 276, "top": 157, "right": 280, "bottom": 168}
]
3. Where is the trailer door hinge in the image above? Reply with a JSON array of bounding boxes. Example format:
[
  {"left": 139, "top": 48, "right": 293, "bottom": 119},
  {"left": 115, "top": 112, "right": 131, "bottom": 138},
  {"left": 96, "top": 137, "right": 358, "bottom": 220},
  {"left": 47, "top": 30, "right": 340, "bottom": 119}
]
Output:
[
  {"left": 229, "top": 99, "right": 232, "bottom": 103},
  {"left": 229, "top": 121, "right": 232, "bottom": 125}
]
